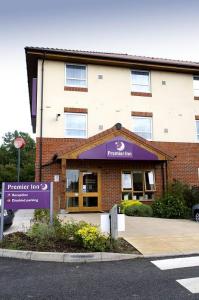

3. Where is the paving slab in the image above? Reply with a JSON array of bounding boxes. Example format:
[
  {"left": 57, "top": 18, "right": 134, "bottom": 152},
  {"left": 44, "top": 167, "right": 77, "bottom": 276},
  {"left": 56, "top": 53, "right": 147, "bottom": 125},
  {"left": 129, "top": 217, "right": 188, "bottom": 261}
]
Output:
[{"left": 122, "top": 216, "right": 199, "bottom": 256}]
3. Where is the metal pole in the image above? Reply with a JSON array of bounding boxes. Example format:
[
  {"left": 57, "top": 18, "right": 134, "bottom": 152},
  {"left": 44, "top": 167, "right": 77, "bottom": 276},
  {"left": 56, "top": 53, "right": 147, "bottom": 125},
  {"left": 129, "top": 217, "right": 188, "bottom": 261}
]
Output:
[
  {"left": 50, "top": 182, "right": 53, "bottom": 225},
  {"left": 17, "top": 148, "right": 20, "bottom": 182},
  {"left": 0, "top": 183, "right": 5, "bottom": 241}
]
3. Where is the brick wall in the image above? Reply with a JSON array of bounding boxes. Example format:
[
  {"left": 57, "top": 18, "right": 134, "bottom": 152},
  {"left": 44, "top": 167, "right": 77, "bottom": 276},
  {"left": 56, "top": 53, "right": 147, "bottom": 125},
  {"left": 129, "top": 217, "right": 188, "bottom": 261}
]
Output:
[
  {"left": 152, "top": 141, "right": 199, "bottom": 186},
  {"left": 35, "top": 138, "right": 199, "bottom": 211}
]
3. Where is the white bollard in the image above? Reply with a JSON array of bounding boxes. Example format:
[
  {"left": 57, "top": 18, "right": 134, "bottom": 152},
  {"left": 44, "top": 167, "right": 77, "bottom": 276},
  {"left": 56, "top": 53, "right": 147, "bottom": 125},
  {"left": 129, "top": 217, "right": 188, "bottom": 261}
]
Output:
[
  {"left": 100, "top": 213, "right": 110, "bottom": 234},
  {"left": 117, "top": 214, "right": 125, "bottom": 231}
]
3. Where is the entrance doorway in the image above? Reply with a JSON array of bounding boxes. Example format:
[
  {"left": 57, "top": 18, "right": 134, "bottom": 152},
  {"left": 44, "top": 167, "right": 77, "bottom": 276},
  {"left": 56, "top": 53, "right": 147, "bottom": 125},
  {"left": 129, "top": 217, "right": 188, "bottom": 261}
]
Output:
[{"left": 66, "top": 169, "right": 101, "bottom": 212}]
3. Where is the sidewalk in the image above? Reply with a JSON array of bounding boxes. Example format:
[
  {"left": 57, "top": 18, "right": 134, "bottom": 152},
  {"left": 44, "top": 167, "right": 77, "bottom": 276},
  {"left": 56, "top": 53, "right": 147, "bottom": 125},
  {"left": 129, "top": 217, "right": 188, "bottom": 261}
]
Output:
[
  {"left": 60, "top": 213, "right": 199, "bottom": 256},
  {"left": 122, "top": 216, "right": 199, "bottom": 256}
]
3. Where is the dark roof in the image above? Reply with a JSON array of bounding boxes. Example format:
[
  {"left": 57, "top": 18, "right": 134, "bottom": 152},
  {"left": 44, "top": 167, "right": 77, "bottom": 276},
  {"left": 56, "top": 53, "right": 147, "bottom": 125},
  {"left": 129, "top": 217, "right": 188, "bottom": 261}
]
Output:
[{"left": 25, "top": 46, "right": 199, "bottom": 68}]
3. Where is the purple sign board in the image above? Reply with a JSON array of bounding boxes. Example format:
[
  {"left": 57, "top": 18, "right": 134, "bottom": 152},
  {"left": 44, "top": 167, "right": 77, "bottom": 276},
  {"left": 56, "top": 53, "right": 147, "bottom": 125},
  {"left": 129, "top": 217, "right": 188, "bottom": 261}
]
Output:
[
  {"left": 4, "top": 182, "right": 51, "bottom": 210},
  {"left": 106, "top": 140, "right": 133, "bottom": 159},
  {"left": 79, "top": 136, "right": 158, "bottom": 160}
]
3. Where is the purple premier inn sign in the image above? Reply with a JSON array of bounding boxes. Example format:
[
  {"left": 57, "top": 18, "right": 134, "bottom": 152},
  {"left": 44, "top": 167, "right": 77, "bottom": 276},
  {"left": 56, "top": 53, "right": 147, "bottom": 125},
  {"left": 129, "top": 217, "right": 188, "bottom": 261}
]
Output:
[
  {"left": 4, "top": 182, "right": 51, "bottom": 210},
  {"left": 106, "top": 140, "right": 133, "bottom": 159}
]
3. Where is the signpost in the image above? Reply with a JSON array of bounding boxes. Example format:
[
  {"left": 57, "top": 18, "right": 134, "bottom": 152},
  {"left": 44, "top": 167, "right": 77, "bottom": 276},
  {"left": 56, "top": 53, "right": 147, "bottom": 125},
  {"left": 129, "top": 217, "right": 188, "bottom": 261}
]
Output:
[
  {"left": 13, "top": 137, "right": 26, "bottom": 182},
  {"left": 0, "top": 182, "right": 53, "bottom": 241}
]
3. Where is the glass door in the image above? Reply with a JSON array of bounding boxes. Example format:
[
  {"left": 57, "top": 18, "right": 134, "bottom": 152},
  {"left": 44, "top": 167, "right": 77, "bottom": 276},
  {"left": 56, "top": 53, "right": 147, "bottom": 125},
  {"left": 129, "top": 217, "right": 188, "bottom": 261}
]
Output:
[{"left": 66, "top": 169, "right": 101, "bottom": 212}]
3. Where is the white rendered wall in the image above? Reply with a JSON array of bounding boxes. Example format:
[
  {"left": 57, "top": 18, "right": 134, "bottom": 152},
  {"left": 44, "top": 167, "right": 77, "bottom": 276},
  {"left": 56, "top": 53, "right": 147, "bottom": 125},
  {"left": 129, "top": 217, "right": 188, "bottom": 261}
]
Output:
[{"left": 36, "top": 59, "right": 199, "bottom": 143}]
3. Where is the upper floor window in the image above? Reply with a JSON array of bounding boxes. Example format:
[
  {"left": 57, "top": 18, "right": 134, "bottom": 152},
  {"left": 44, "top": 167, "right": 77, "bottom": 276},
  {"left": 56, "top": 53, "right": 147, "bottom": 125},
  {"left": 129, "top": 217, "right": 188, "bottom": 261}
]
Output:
[
  {"left": 65, "top": 64, "right": 87, "bottom": 87},
  {"left": 131, "top": 70, "right": 150, "bottom": 93},
  {"left": 64, "top": 112, "right": 87, "bottom": 138},
  {"left": 132, "top": 116, "right": 152, "bottom": 140},
  {"left": 193, "top": 75, "right": 199, "bottom": 96}
]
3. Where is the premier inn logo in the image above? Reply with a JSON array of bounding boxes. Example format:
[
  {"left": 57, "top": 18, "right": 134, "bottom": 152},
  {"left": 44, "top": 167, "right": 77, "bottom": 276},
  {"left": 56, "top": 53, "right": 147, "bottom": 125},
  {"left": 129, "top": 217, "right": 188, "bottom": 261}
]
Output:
[{"left": 106, "top": 140, "right": 133, "bottom": 158}]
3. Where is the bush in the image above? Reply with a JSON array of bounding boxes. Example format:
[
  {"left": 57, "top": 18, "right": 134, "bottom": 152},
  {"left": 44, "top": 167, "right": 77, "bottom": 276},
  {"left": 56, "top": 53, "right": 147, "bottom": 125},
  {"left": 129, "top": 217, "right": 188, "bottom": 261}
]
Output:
[
  {"left": 167, "top": 180, "right": 199, "bottom": 209},
  {"left": 27, "top": 218, "right": 110, "bottom": 251},
  {"left": 34, "top": 209, "right": 49, "bottom": 222},
  {"left": 183, "top": 186, "right": 199, "bottom": 208},
  {"left": 120, "top": 200, "right": 142, "bottom": 213},
  {"left": 152, "top": 194, "right": 189, "bottom": 219},
  {"left": 27, "top": 222, "right": 57, "bottom": 242},
  {"left": 124, "top": 204, "right": 153, "bottom": 217},
  {"left": 61, "top": 221, "right": 87, "bottom": 245},
  {"left": 77, "top": 224, "right": 109, "bottom": 252},
  {"left": 34, "top": 209, "right": 62, "bottom": 229}
]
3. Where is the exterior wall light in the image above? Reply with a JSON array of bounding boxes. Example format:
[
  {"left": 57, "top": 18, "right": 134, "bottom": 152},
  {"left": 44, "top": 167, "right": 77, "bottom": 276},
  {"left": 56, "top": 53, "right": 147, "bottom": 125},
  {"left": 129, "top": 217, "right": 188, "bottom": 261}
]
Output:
[
  {"left": 56, "top": 113, "right": 61, "bottom": 121},
  {"left": 115, "top": 123, "right": 122, "bottom": 130}
]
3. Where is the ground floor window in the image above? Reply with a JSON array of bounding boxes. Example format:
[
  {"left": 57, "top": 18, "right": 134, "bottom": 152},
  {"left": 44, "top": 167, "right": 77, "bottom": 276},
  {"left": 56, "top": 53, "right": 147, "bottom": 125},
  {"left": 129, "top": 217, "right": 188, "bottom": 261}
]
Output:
[{"left": 121, "top": 170, "right": 156, "bottom": 200}]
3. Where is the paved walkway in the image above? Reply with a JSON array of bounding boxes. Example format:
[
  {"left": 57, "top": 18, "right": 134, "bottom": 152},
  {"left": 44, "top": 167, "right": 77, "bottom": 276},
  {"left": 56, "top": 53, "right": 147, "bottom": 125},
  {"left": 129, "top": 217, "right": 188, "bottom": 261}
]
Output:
[
  {"left": 123, "top": 216, "right": 199, "bottom": 256},
  {"left": 60, "top": 213, "right": 199, "bottom": 256}
]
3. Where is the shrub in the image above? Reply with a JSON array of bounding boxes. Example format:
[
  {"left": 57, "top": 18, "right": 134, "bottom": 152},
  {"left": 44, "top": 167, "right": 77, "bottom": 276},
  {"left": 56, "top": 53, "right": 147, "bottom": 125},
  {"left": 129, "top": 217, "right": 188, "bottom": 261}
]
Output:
[
  {"left": 34, "top": 209, "right": 49, "bottom": 222},
  {"left": 77, "top": 224, "right": 109, "bottom": 251},
  {"left": 124, "top": 204, "right": 153, "bottom": 217},
  {"left": 61, "top": 221, "right": 87, "bottom": 245},
  {"left": 167, "top": 180, "right": 198, "bottom": 210},
  {"left": 152, "top": 194, "right": 189, "bottom": 219},
  {"left": 120, "top": 200, "right": 142, "bottom": 213},
  {"left": 34, "top": 209, "right": 62, "bottom": 229},
  {"left": 27, "top": 223, "right": 57, "bottom": 242},
  {"left": 183, "top": 186, "right": 199, "bottom": 208}
]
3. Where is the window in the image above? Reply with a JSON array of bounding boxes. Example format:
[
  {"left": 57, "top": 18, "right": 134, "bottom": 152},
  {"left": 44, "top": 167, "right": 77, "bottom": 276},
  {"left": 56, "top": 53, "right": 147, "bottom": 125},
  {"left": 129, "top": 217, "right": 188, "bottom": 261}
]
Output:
[
  {"left": 131, "top": 70, "right": 150, "bottom": 92},
  {"left": 64, "top": 113, "right": 87, "bottom": 138},
  {"left": 65, "top": 64, "right": 87, "bottom": 87},
  {"left": 121, "top": 170, "right": 156, "bottom": 201},
  {"left": 196, "top": 120, "right": 199, "bottom": 141},
  {"left": 193, "top": 75, "right": 199, "bottom": 96},
  {"left": 132, "top": 116, "right": 152, "bottom": 140}
]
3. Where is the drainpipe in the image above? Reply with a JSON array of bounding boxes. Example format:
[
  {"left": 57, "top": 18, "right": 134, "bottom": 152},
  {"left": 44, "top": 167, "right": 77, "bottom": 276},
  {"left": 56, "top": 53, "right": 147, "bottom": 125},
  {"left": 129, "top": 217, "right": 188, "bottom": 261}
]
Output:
[
  {"left": 161, "top": 162, "right": 165, "bottom": 193},
  {"left": 39, "top": 54, "right": 45, "bottom": 181},
  {"left": 165, "top": 160, "right": 169, "bottom": 193}
]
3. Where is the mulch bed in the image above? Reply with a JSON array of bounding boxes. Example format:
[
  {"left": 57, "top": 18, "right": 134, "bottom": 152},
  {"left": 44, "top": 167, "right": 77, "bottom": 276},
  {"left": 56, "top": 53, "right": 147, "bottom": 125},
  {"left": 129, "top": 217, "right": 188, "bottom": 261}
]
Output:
[{"left": 0, "top": 232, "right": 140, "bottom": 254}]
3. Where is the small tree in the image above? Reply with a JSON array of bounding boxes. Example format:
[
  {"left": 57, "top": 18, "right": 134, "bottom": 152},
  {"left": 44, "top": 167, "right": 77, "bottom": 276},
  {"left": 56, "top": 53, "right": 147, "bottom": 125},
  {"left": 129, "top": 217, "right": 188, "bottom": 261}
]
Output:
[{"left": 0, "top": 130, "right": 35, "bottom": 185}]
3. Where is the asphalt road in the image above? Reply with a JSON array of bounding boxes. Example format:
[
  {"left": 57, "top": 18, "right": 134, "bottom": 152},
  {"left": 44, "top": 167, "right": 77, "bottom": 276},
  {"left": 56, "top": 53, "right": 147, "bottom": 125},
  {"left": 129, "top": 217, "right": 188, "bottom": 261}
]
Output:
[{"left": 0, "top": 256, "right": 199, "bottom": 300}]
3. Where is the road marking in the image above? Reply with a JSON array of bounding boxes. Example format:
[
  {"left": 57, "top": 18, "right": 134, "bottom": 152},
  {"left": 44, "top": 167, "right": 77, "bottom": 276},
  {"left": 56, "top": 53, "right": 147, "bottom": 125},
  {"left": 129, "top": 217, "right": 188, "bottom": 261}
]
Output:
[
  {"left": 151, "top": 256, "right": 199, "bottom": 270},
  {"left": 177, "top": 277, "right": 199, "bottom": 294}
]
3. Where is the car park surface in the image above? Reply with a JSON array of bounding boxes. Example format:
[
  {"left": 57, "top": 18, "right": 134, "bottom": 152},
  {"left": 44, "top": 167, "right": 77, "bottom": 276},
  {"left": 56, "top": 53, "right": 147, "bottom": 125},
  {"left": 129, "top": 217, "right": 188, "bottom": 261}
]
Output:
[{"left": 0, "top": 198, "right": 14, "bottom": 229}]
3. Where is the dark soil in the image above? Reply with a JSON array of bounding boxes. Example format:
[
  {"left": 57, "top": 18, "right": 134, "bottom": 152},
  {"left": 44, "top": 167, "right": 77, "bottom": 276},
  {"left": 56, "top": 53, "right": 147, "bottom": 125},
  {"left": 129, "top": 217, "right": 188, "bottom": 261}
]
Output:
[{"left": 0, "top": 232, "right": 140, "bottom": 254}]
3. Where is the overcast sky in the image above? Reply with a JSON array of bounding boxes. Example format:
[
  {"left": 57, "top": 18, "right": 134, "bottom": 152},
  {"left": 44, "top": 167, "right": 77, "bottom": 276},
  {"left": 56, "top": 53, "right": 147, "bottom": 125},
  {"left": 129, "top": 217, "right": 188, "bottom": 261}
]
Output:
[{"left": 0, "top": 0, "right": 199, "bottom": 143}]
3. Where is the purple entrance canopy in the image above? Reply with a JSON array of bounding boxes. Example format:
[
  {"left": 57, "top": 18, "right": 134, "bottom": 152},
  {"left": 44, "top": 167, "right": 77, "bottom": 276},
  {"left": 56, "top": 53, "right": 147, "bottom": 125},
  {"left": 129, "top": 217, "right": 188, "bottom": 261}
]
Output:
[{"left": 78, "top": 137, "right": 158, "bottom": 160}]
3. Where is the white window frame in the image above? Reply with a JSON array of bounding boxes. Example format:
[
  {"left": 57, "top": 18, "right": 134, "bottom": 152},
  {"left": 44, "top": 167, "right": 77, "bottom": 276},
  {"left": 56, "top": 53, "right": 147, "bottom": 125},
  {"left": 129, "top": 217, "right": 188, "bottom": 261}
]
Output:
[
  {"left": 196, "top": 120, "right": 199, "bottom": 141},
  {"left": 65, "top": 63, "right": 87, "bottom": 88},
  {"left": 132, "top": 116, "right": 153, "bottom": 140},
  {"left": 64, "top": 112, "right": 88, "bottom": 139},
  {"left": 121, "top": 170, "right": 156, "bottom": 201},
  {"left": 193, "top": 75, "right": 199, "bottom": 96},
  {"left": 131, "top": 70, "right": 151, "bottom": 93}
]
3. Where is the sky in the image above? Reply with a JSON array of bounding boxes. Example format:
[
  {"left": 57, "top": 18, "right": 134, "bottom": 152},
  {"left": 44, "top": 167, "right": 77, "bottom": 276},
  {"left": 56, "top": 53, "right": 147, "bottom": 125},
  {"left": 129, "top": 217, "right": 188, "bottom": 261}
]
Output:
[{"left": 0, "top": 0, "right": 199, "bottom": 143}]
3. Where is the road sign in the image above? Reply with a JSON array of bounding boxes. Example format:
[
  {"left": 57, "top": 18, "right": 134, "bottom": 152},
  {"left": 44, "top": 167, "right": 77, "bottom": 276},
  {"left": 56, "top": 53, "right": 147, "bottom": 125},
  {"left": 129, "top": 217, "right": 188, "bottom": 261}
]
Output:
[
  {"left": 0, "top": 182, "right": 54, "bottom": 240},
  {"left": 4, "top": 182, "right": 51, "bottom": 209},
  {"left": 13, "top": 137, "right": 26, "bottom": 149}
]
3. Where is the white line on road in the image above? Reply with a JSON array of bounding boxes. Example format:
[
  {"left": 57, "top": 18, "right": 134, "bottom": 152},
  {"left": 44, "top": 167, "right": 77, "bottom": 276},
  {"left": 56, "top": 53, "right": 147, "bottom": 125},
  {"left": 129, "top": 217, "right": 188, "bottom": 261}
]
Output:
[
  {"left": 151, "top": 256, "right": 199, "bottom": 270},
  {"left": 177, "top": 277, "right": 199, "bottom": 294}
]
